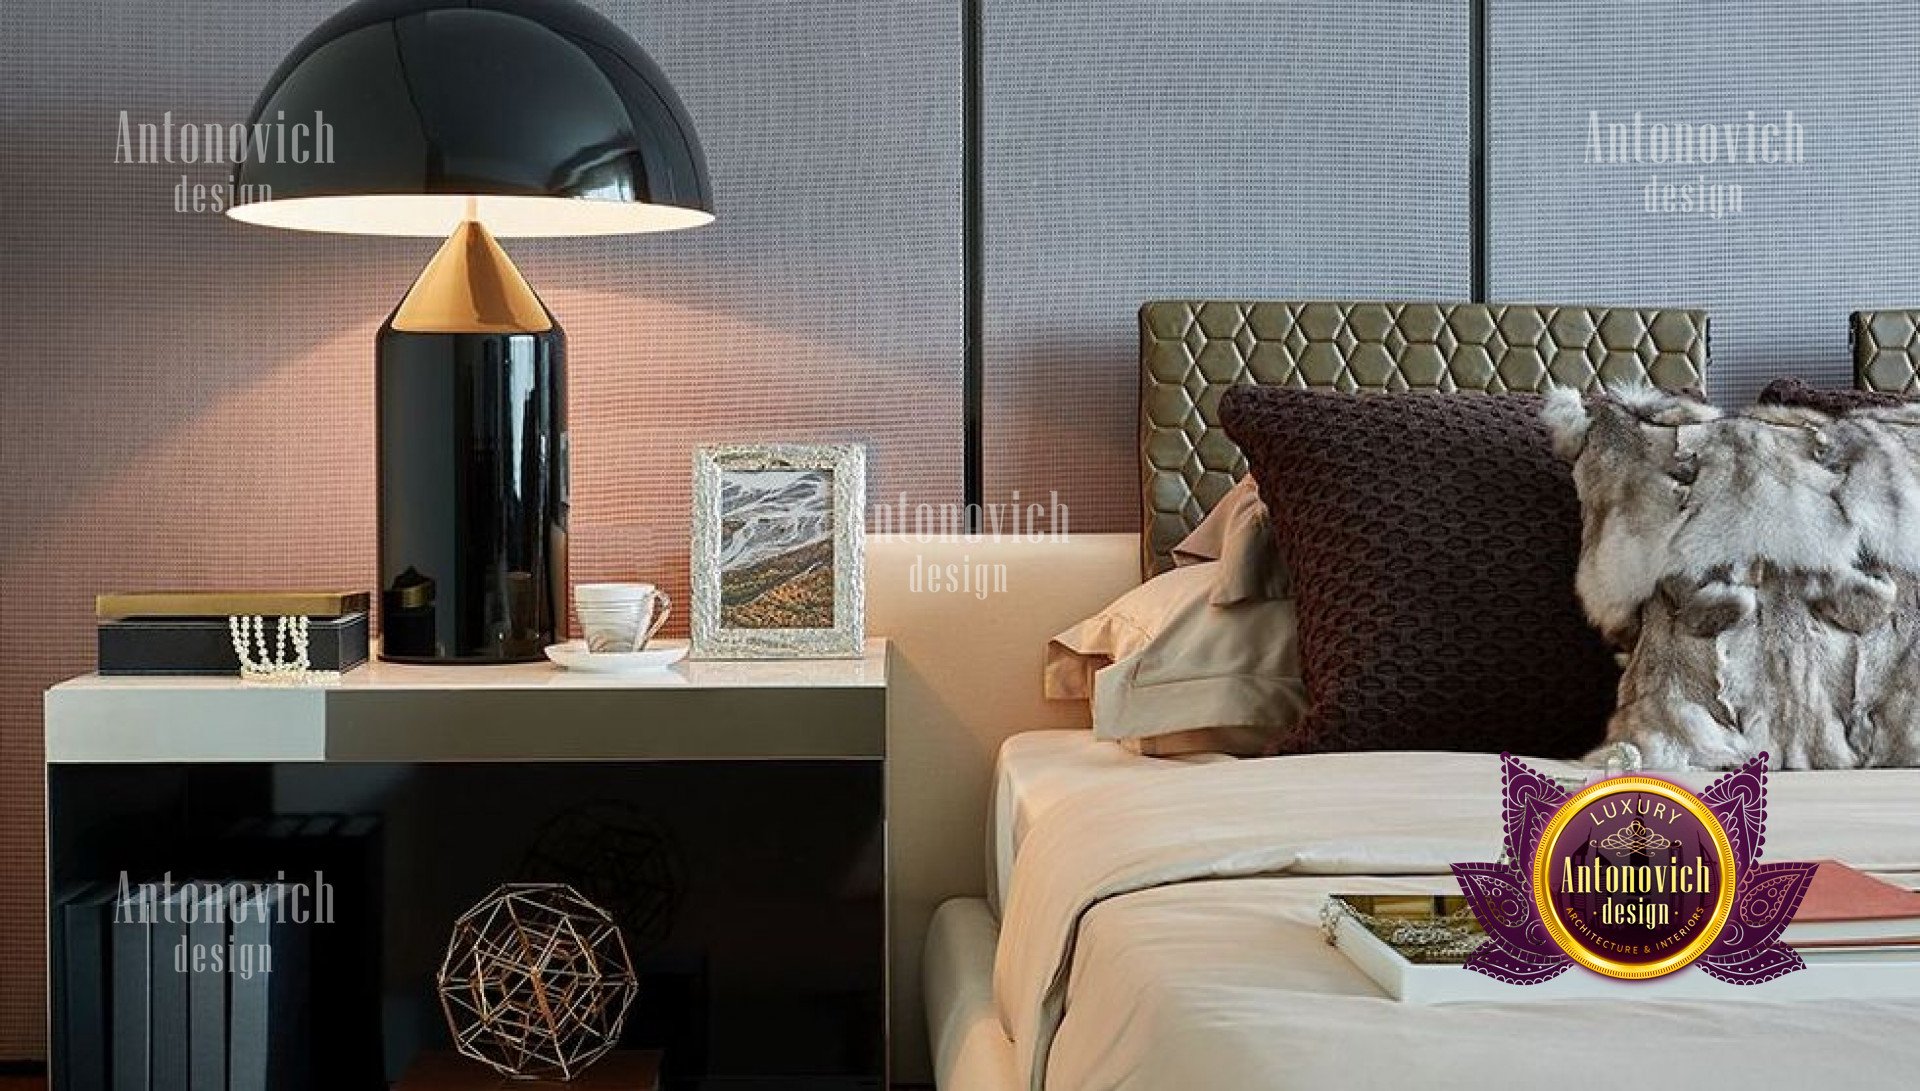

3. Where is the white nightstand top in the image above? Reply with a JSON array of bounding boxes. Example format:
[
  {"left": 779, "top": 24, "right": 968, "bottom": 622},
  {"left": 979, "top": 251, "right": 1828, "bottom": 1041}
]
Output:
[
  {"left": 46, "top": 639, "right": 889, "bottom": 764},
  {"left": 54, "top": 638, "right": 888, "bottom": 694}
]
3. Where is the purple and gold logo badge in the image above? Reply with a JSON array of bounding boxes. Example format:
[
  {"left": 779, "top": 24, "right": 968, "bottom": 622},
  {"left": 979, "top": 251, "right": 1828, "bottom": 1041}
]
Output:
[{"left": 1453, "top": 753, "right": 1818, "bottom": 984}]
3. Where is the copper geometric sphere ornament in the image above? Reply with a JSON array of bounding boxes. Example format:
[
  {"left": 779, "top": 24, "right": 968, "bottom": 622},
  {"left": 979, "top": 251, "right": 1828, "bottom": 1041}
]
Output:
[{"left": 436, "top": 883, "right": 639, "bottom": 1080}]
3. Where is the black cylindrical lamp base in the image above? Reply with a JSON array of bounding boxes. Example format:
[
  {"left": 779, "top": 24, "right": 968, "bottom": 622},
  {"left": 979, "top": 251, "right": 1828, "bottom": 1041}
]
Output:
[{"left": 377, "top": 325, "right": 566, "bottom": 663}]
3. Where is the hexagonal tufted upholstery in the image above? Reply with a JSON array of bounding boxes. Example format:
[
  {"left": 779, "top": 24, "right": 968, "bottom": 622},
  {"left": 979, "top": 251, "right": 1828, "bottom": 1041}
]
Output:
[
  {"left": 1853, "top": 310, "right": 1920, "bottom": 396},
  {"left": 1139, "top": 300, "right": 1710, "bottom": 576}
]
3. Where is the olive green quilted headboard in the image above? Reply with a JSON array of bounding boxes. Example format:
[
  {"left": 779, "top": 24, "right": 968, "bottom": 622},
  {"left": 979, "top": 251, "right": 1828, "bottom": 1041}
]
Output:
[
  {"left": 1852, "top": 310, "right": 1920, "bottom": 395},
  {"left": 1139, "top": 300, "right": 1711, "bottom": 576}
]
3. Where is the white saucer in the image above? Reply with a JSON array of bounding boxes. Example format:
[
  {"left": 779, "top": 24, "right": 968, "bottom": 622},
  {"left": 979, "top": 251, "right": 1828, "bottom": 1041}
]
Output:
[{"left": 544, "top": 639, "right": 689, "bottom": 673}]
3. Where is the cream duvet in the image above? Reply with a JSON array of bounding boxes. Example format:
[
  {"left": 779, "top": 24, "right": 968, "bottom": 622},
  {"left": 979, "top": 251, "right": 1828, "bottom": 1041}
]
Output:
[{"left": 993, "top": 751, "right": 1920, "bottom": 1091}]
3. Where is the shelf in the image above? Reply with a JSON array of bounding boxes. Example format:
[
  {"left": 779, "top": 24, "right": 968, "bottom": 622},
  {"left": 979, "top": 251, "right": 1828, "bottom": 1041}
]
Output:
[{"left": 45, "top": 640, "right": 888, "bottom": 764}]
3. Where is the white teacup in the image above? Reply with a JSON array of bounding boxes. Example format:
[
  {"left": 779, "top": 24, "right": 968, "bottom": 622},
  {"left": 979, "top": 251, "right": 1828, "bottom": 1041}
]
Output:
[{"left": 575, "top": 583, "right": 673, "bottom": 653}]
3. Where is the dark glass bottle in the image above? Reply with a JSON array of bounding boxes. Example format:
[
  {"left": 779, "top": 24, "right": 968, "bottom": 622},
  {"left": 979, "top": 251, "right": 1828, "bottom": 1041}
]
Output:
[{"left": 375, "top": 220, "right": 567, "bottom": 662}]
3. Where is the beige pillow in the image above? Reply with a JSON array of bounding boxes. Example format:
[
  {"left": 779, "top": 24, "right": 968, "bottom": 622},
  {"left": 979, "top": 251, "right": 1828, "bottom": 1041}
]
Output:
[
  {"left": 1045, "top": 562, "right": 1213, "bottom": 700},
  {"left": 1170, "top": 477, "right": 1289, "bottom": 605},
  {"left": 1045, "top": 561, "right": 1305, "bottom": 756}
]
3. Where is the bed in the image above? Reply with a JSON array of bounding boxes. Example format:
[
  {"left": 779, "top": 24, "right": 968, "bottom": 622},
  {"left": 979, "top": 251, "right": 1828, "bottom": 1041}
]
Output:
[
  {"left": 931, "top": 731, "right": 1238, "bottom": 1091},
  {"left": 931, "top": 729, "right": 1241, "bottom": 1091},
  {"left": 923, "top": 300, "right": 1920, "bottom": 1091},
  {"left": 987, "top": 730, "right": 1236, "bottom": 916}
]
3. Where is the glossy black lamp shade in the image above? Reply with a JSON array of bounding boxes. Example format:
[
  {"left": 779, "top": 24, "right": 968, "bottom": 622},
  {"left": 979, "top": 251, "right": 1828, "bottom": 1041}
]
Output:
[{"left": 229, "top": 0, "right": 713, "bottom": 236}]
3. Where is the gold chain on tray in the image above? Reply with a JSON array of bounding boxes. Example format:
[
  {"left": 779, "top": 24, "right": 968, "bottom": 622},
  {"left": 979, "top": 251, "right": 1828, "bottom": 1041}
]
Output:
[{"left": 1320, "top": 897, "right": 1488, "bottom": 963}]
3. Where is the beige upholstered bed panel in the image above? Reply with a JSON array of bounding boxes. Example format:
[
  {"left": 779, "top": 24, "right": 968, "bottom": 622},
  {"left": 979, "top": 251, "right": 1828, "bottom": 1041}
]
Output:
[
  {"left": 1139, "top": 300, "right": 1711, "bottom": 575},
  {"left": 1853, "top": 310, "right": 1920, "bottom": 395},
  {"left": 868, "top": 532, "right": 1139, "bottom": 1084}
]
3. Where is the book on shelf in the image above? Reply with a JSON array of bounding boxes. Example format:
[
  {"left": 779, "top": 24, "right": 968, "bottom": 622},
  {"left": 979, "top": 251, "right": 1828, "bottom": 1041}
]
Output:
[
  {"left": 216, "top": 812, "right": 385, "bottom": 1087},
  {"left": 187, "top": 886, "right": 229, "bottom": 1091},
  {"left": 61, "top": 866, "right": 357, "bottom": 1091},
  {"left": 111, "top": 887, "right": 153, "bottom": 1091},
  {"left": 290, "top": 813, "right": 386, "bottom": 1088},
  {"left": 150, "top": 888, "right": 191, "bottom": 1091},
  {"left": 228, "top": 882, "right": 312, "bottom": 1091},
  {"left": 1325, "top": 892, "right": 1920, "bottom": 1003},
  {"left": 1784, "top": 860, "right": 1920, "bottom": 948},
  {"left": 55, "top": 882, "right": 117, "bottom": 1091}
]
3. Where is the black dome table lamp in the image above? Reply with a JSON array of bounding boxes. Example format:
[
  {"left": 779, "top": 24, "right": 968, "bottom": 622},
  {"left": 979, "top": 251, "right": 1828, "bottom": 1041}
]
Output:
[{"left": 229, "top": 0, "right": 712, "bottom": 663}]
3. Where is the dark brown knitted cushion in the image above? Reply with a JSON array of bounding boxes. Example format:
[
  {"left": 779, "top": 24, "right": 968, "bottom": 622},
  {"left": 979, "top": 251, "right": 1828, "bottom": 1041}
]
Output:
[
  {"left": 1758, "top": 376, "right": 1914, "bottom": 414},
  {"left": 1219, "top": 387, "right": 1617, "bottom": 757}
]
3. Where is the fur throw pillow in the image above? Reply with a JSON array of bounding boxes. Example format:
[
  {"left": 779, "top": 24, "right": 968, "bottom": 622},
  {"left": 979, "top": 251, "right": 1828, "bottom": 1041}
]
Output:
[{"left": 1544, "top": 387, "right": 1920, "bottom": 770}]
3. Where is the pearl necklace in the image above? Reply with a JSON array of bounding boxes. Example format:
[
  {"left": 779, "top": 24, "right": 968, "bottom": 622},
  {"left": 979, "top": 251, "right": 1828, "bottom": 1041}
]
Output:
[{"left": 227, "top": 615, "right": 340, "bottom": 685}]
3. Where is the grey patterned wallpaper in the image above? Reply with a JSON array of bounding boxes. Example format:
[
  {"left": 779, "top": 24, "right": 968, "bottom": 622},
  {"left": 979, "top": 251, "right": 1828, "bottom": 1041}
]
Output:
[
  {"left": 1488, "top": 0, "right": 1920, "bottom": 406},
  {"left": 981, "top": 0, "right": 1472, "bottom": 531}
]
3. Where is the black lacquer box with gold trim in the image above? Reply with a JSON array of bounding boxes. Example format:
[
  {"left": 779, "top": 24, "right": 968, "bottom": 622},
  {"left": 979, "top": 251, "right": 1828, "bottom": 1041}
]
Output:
[{"left": 97, "top": 609, "right": 369, "bottom": 676}]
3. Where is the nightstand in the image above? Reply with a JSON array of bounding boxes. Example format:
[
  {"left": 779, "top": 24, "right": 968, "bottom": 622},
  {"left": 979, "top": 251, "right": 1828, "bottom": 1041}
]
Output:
[{"left": 45, "top": 641, "right": 890, "bottom": 1089}]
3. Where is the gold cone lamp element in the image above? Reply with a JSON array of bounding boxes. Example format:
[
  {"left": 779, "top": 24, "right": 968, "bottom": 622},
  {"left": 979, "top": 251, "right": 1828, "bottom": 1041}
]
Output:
[{"left": 391, "top": 218, "right": 553, "bottom": 334}]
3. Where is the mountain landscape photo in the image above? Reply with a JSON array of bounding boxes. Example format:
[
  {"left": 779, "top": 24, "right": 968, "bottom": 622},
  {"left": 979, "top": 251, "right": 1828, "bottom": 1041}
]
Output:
[{"left": 717, "top": 468, "right": 836, "bottom": 629}]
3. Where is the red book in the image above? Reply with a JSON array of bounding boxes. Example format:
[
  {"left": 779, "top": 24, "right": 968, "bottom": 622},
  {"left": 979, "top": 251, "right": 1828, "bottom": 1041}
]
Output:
[{"left": 1784, "top": 859, "right": 1920, "bottom": 947}]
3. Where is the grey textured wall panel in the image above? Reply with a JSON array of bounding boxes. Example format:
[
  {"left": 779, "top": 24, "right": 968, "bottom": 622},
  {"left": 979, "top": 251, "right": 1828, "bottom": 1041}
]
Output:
[
  {"left": 1488, "top": 0, "right": 1920, "bottom": 405},
  {"left": 0, "top": 0, "right": 960, "bottom": 1063},
  {"left": 982, "top": 0, "right": 1471, "bottom": 531}
]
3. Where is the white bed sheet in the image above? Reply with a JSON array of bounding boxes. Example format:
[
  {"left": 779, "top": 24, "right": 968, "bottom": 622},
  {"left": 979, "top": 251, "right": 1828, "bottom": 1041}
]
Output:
[
  {"left": 927, "top": 878, "right": 1920, "bottom": 1091},
  {"left": 988, "top": 730, "right": 1235, "bottom": 916},
  {"left": 994, "top": 750, "right": 1920, "bottom": 1091},
  {"left": 1049, "top": 873, "right": 1920, "bottom": 1090}
]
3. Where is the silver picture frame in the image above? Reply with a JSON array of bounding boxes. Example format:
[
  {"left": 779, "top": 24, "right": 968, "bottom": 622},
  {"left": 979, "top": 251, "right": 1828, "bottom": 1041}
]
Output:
[{"left": 690, "top": 443, "right": 866, "bottom": 659}]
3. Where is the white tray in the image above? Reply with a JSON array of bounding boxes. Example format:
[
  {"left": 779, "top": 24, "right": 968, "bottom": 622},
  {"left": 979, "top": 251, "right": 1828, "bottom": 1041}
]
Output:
[{"left": 1333, "top": 911, "right": 1920, "bottom": 1003}]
